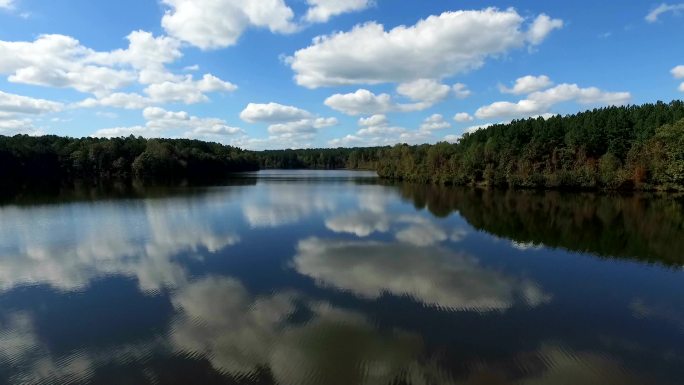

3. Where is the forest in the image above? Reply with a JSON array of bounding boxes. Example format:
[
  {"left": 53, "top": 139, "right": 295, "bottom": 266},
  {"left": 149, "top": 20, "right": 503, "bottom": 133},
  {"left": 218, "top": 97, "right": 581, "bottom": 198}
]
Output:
[
  {"left": 374, "top": 101, "right": 684, "bottom": 190},
  {"left": 0, "top": 135, "right": 259, "bottom": 184},
  {"left": 1, "top": 100, "right": 683, "bottom": 190}
]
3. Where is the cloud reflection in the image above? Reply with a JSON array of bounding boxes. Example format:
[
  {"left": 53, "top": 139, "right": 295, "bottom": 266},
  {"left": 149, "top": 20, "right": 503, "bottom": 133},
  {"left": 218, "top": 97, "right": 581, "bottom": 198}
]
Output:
[
  {"left": 169, "top": 276, "right": 433, "bottom": 385},
  {"left": 293, "top": 238, "right": 550, "bottom": 311},
  {"left": 242, "top": 184, "right": 336, "bottom": 228},
  {"left": 0, "top": 197, "right": 240, "bottom": 293}
]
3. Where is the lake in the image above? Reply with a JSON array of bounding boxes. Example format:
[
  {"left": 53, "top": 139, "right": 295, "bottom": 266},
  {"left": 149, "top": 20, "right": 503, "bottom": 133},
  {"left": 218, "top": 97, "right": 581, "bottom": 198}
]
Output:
[{"left": 0, "top": 170, "right": 683, "bottom": 384}]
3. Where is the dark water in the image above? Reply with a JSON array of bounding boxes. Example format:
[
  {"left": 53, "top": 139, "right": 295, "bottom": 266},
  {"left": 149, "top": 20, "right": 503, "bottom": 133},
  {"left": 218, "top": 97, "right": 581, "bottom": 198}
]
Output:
[{"left": 1, "top": 170, "right": 683, "bottom": 385}]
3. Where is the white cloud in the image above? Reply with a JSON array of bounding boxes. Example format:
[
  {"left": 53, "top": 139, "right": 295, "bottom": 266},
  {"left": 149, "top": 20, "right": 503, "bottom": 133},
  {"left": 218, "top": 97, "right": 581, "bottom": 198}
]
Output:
[
  {"left": 188, "top": 125, "right": 243, "bottom": 136},
  {"left": 76, "top": 93, "right": 151, "bottom": 110},
  {"left": 0, "top": 34, "right": 133, "bottom": 96},
  {"left": 358, "top": 114, "right": 388, "bottom": 127},
  {"left": 231, "top": 111, "right": 337, "bottom": 150},
  {"left": 144, "top": 74, "right": 237, "bottom": 104},
  {"left": 444, "top": 123, "right": 494, "bottom": 142},
  {"left": 646, "top": 3, "right": 684, "bottom": 22},
  {"left": 324, "top": 88, "right": 431, "bottom": 116},
  {"left": 288, "top": 8, "right": 563, "bottom": 88},
  {"left": 454, "top": 112, "right": 474, "bottom": 122},
  {"left": 93, "top": 106, "right": 243, "bottom": 139},
  {"left": 397, "top": 79, "right": 451, "bottom": 104},
  {"left": 329, "top": 120, "right": 437, "bottom": 147},
  {"left": 0, "top": 31, "right": 238, "bottom": 108},
  {"left": 267, "top": 117, "right": 338, "bottom": 134},
  {"left": 673, "top": 65, "right": 684, "bottom": 78},
  {"left": 526, "top": 14, "right": 564, "bottom": 45},
  {"left": 240, "top": 102, "right": 313, "bottom": 123},
  {"left": 419, "top": 114, "right": 451, "bottom": 131},
  {"left": 329, "top": 113, "right": 441, "bottom": 147},
  {"left": 161, "top": 0, "right": 297, "bottom": 50},
  {"left": 325, "top": 89, "right": 393, "bottom": 115},
  {"left": 76, "top": 73, "right": 236, "bottom": 108},
  {"left": 89, "top": 30, "right": 182, "bottom": 85},
  {"left": 0, "top": 0, "right": 14, "bottom": 9},
  {"left": 475, "top": 83, "right": 631, "bottom": 119},
  {"left": 0, "top": 91, "right": 63, "bottom": 115},
  {"left": 0, "top": 118, "right": 44, "bottom": 136},
  {"left": 453, "top": 83, "right": 472, "bottom": 99},
  {"left": 304, "top": 0, "right": 373, "bottom": 23},
  {"left": 673, "top": 65, "right": 684, "bottom": 91},
  {"left": 499, "top": 75, "right": 553, "bottom": 94}
]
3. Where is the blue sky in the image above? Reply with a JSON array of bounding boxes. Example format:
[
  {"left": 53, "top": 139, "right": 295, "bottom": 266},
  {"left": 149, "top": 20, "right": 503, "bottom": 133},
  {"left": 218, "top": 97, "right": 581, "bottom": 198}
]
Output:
[{"left": 0, "top": 0, "right": 682, "bottom": 149}]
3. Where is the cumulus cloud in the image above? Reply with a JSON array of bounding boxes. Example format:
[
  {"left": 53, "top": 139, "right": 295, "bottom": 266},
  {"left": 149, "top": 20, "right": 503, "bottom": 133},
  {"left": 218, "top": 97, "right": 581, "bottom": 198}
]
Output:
[
  {"left": 288, "top": 8, "right": 563, "bottom": 88},
  {"left": 0, "top": 118, "right": 44, "bottom": 136},
  {"left": 397, "top": 79, "right": 451, "bottom": 104},
  {"left": 358, "top": 114, "right": 388, "bottom": 127},
  {"left": 93, "top": 106, "right": 243, "bottom": 139},
  {"left": 645, "top": 3, "right": 684, "bottom": 22},
  {"left": 0, "top": 31, "right": 237, "bottom": 108},
  {"left": 673, "top": 65, "right": 684, "bottom": 91},
  {"left": 240, "top": 102, "right": 313, "bottom": 123},
  {"left": 0, "top": 95, "right": 51, "bottom": 138},
  {"left": 329, "top": 114, "right": 435, "bottom": 147},
  {"left": 304, "top": 0, "right": 373, "bottom": 23},
  {"left": 419, "top": 114, "right": 451, "bottom": 131},
  {"left": 0, "top": 34, "right": 136, "bottom": 95},
  {"left": 76, "top": 92, "right": 151, "bottom": 110},
  {"left": 237, "top": 102, "right": 336, "bottom": 144},
  {"left": 89, "top": 30, "right": 182, "bottom": 85},
  {"left": 144, "top": 74, "right": 237, "bottom": 104},
  {"left": 454, "top": 112, "right": 474, "bottom": 122},
  {"left": 499, "top": 75, "right": 553, "bottom": 94},
  {"left": 453, "top": 83, "right": 472, "bottom": 98},
  {"left": 673, "top": 65, "right": 684, "bottom": 78},
  {"left": 325, "top": 89, "right": 394, "bottom": 115},
  {"left": 444, "top": 123, "right": 494, "bottom": 142},
  {"left": 324, "top": 88, "right": 437, "bottom": 116},
  {"left": 475, "top": 83, "right": 631, "bottom": 120},
  {"left": 161, "top": 0, "right": 297, "bottom": 50},
  {"left": 293, "top": 237, "right": 551, "bottom": 310},
  {"left": 526, "top": 14, "right": 564, "bottom": 45},
  {"left": 0, "top": 90, "right": 63, "bottom": 115},
  {"left": 268, "top": 117, "right": 338, "bottom": 135}
]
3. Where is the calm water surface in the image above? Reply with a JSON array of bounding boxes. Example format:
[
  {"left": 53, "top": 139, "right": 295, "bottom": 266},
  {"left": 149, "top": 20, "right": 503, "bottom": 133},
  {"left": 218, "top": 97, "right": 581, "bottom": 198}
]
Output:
[{"left": 0, "top": 170, "right": 683, "bottom": 384}]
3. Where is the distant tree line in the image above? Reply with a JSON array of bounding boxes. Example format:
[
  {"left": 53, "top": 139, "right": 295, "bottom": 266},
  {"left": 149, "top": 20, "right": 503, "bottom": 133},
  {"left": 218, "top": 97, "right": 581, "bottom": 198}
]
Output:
[
  {"left": 256, "top": 147, "right": 384, "bottom": 170},
  {"left": 1, "top": 101, "right": 683, "bottom": 190},
  {"left": 0, "top": 136, "right": 258, "bottom": 184}
]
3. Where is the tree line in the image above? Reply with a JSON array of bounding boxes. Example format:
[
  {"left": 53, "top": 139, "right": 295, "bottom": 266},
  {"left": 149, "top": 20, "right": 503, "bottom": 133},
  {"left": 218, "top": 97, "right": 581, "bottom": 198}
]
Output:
[
  {"left": 1, "top": 100, "right": 683, "bottom": 190},
  {"left": 375, "top": 101, "right": 684, "bottom": 190},
  {"left": 0, "top": 135, "right": 259, "bottom": 184}
]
